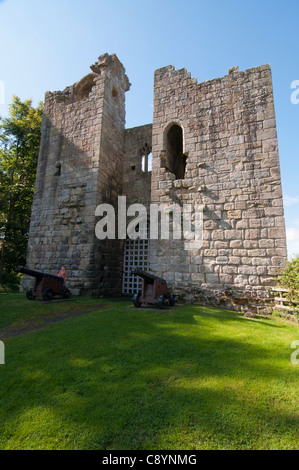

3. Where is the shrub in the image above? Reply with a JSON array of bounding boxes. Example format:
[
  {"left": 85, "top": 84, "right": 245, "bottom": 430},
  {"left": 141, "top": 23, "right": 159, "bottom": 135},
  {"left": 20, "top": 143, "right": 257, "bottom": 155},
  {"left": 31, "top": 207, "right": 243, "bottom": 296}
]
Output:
[
  {"left": 277, "top": 255, "right": 299, "bottom": 303},
  {"left": 0, "top": 270, "right": 21, "bottom": 290}
]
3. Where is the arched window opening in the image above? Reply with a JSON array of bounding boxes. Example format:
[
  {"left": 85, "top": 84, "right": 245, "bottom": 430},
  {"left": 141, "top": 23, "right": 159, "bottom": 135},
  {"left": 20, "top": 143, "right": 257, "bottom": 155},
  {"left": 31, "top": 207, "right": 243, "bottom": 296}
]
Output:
[
  {"left": 142, "top": 152, "right": 152, "bottom": 172},
  {"left": 140, "top": 143, "right": 152, "bottom": 173},
  {"left": 72, "top": 73, "right": 96, "bottom": 103},
  {"left": 165, "top": 124, "right": 187, "bottom": 179}
]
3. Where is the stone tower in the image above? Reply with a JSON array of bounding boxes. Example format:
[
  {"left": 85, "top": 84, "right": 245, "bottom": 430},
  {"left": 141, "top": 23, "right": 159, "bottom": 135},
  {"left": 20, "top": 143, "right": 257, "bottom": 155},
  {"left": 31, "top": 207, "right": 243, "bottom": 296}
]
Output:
[
  {"left": 22, "top": 54, "right": 287, "bottom": 312},
  {"left": 150, "top": 64, "right": 287, "bottom": 311},
  {"left": 23, "top": 54, "right": 130, "bottom": 295}
]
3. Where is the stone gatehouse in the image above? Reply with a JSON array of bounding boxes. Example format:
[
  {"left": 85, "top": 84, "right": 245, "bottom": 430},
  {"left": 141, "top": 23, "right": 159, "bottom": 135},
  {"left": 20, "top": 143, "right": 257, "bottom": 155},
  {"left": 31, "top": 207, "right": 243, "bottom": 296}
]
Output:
[{"left": 22, "top": 53, "right": 287, "bottom": 313}]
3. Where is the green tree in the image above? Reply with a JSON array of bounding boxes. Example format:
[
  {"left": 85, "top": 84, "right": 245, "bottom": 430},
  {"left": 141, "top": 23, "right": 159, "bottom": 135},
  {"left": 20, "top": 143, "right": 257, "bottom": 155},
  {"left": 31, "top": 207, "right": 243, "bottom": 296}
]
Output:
[
  {"left": 277, "top": 255, "right": 299, "bottom": 303},
  {"left": 0, "top": 96, "right": 43, "bottom": 282}
]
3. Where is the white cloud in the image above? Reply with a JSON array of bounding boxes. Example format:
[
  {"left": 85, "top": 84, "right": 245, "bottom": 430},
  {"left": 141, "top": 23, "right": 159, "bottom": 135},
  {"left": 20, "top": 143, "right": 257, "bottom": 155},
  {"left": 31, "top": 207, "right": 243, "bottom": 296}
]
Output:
[
  {"left": 286, "top": 220, "right": 299, "bottom": 258},
  {"left": 287, "top": 227, "right": 299, "bottom": 242},
  {"left": 287, "top": 243, "right": 299, "bottom": 259},
  {"left": 284, "top": 195, "right": 299, "bottom": 207}
]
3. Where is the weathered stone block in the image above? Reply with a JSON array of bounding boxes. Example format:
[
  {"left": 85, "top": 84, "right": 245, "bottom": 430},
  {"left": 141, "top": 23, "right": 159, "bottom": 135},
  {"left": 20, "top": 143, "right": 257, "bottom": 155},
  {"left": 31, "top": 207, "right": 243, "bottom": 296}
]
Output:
[
  {"left": 225, "top": 230, "right": 242, "bottom": 240},
  {"left": 227, "top": 210, "right": 242, "bottom": 219},
  {"left": 206, "top": 273, "right": 220, "bottom": 283}
]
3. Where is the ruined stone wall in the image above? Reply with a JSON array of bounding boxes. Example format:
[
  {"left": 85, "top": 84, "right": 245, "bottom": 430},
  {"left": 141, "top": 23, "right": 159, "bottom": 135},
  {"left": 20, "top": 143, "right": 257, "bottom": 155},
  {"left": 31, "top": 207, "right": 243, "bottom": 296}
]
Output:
[
  {"left": 22, "top": 54, "right": 130, "bottom": 295},
  {"left": 123, "top": 124, "right": 152, "bottom": 209},
  {"left": 92, "top": 55, "right": 130, "bottom": 295},
  {"left": 150, "top": 64, "right": 287, "bottom": 313},
  {"left": 22, "top": 54, "right": 288, "bottom": 312}
]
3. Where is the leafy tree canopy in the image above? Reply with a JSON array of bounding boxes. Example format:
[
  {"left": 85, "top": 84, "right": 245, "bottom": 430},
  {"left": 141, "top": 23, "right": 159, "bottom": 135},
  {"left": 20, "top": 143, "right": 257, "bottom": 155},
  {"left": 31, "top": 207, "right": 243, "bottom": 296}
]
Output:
[
  {"left": 277, "top": 255, "right": 299, "bottom": 303},
  {"left": 0, "top": 96, "right": 43, "bottom": 281}
]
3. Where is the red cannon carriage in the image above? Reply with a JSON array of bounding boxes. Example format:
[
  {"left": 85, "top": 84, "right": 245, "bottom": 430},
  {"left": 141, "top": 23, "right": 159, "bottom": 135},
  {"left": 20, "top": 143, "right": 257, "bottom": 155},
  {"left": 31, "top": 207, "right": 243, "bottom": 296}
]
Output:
[
  {"left": 131, "top": 267, "right": 175, "bottom": 309},
  {"left": 16, "top": 266, "right": 70, "bottom": 301}
]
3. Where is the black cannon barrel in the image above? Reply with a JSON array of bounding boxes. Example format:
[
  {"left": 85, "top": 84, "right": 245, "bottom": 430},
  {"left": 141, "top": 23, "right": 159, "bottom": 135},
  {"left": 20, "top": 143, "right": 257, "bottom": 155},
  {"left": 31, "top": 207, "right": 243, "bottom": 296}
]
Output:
[
  {"left": 131, "top": 267, "right": 164, "bottom": 284},
  {"left": 16, "top": 266, "right": 63, "bottom": 282}
]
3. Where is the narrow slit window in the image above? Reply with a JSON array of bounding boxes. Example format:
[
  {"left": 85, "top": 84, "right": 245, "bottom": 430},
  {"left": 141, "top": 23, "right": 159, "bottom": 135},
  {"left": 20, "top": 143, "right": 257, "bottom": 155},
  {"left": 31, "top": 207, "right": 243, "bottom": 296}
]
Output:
[
  {"left": 140, "top": 143, "right": 152, "bottom": 173},
  {"left": 148, "top": 152, "right": 152, "bottom": 172},
  {"left": 55, "top": 162, "right": 62, "bottom": 176},
  {"left": 165, "top": 124, "right": 187, "bottom": 179}
]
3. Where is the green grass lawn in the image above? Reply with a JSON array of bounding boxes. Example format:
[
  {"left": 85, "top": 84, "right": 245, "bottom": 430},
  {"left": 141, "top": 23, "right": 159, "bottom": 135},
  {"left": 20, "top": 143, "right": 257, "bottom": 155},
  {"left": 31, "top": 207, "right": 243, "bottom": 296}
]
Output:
[{"left": 0, "top": 293, "right": 298, "bottom": 450}]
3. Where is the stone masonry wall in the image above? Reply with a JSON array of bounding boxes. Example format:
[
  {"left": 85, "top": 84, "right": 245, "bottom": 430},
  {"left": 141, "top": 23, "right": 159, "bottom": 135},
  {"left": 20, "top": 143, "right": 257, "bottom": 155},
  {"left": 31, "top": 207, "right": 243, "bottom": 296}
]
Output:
[
  {"left": 22, "top": 54, "right": 288, "bottom": 313},
  {"left": 22, "top": 54, "right": 130, "bottom": 295},
  {"left": 123, "top": 124, "right": 152, "bottom": 209},
  {"left": 150, "top": 64, "right": 287, "bottom": 313}
]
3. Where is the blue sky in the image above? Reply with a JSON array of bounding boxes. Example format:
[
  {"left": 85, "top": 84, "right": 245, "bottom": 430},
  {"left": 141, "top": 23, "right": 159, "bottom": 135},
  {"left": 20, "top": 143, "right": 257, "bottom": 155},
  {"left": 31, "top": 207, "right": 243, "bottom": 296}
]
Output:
[{"left": 0, "top": 0, "right": 298, "bottom": 258}]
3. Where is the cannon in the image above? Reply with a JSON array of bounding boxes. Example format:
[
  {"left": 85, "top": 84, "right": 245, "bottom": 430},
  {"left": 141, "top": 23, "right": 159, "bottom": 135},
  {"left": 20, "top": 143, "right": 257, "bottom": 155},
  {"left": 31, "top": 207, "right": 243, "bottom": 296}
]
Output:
[
  {"left": 131, "top": 267, "right": 175, "bottom": 308},
  {"left": 16, "top": 266, "right": 71, "bottom": 301}
]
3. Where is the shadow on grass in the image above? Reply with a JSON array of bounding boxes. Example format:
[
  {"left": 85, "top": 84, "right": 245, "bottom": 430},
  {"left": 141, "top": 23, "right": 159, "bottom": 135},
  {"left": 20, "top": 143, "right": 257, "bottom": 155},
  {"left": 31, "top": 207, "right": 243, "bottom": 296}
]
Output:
[{"left": 0, "top": 301, "right": 298, "bottom": 450}]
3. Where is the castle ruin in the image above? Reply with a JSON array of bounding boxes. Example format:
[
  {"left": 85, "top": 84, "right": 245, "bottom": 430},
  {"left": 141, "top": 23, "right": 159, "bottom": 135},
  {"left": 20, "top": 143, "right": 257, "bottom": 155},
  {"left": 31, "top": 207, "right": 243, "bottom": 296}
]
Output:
[{"left": 22, "top": 53, "right": 288, "bottom": 313}]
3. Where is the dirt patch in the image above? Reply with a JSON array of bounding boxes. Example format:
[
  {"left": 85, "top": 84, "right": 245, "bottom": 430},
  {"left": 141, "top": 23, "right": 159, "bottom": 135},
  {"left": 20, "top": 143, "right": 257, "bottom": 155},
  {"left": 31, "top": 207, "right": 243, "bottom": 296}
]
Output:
[{"left": 0, "top": 304, "right": 105, "bottom": 340}]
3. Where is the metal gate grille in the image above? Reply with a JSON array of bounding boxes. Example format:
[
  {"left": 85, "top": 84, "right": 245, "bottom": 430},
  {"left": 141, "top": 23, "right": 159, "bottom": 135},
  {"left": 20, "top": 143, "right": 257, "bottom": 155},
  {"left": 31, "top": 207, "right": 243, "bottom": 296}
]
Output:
[{"left": 122, "top": 237, "right": 150, "bottom": 294}]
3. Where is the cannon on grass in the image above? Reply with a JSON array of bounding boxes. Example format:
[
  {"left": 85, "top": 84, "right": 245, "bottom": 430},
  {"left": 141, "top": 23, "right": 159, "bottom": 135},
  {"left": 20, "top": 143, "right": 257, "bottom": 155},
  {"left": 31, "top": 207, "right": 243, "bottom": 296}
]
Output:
[
  {"left": 131, "top": 267, "right": 175, "bottom": 309},
  {"left": 16, "top": 266, "right": 71, "bottom": 301}
]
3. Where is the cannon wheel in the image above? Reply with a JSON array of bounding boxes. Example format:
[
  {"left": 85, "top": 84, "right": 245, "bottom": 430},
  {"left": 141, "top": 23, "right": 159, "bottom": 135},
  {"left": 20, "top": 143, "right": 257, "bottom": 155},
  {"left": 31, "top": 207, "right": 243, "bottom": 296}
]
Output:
[
  {"left": 62, "top": 288, "right": 71, "bottom": 299},
  {"left": 158, "top": 294, "right": 166, "bottom": 309},
  {"left": 42, "top": 289, "right": 54, "bottom": 301},
  {"left": 169, "top": 294, "right": 175, "bottom": 306},
  {"left": 26, "top": 288, "right": 36, "bottom": 300},
  {"left": 133, "top": 293, "right": 142, "bottom": 308}
]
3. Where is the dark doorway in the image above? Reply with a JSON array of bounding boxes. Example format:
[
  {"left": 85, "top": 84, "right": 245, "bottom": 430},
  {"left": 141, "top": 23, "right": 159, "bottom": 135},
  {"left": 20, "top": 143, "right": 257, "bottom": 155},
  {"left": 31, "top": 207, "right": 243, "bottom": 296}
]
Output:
[{"left": 165, "top": 124, "right": 187, "bottom": 179}]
